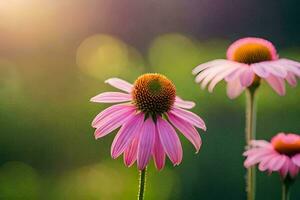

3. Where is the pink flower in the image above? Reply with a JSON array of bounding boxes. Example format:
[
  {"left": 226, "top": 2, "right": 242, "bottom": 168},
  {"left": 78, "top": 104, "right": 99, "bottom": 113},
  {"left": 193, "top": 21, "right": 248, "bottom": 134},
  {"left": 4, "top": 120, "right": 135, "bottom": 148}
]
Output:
[
  {"left": 243, "top": 133, "right": 300, "bottom": 179},
  {"left": 192, "top": 37, "right": 300, "bottom": 99},
  {"left": 91, "top": 73, "right": 206, "bottom": 170}
]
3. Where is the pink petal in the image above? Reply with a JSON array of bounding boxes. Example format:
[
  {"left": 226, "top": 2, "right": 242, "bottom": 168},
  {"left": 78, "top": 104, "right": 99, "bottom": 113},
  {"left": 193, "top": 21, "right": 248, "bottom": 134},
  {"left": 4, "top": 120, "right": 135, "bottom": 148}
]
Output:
[
  {"left": 268, "top": 155, "right": 286, "bottom": 171},
  {"left": 111, "top": 113, "right": 144, "bottom": 158},
  {"left": 105, "top": 78, "right": 133, "bottom": 93},
  {"left": 200, "top": 66, "right": 230, "bottom": 89},
  {"left": 258, "top": 62, "right": 287, "bottom": 78},
  {"left": 265, "top": 75, "right": 286, "bottom": 96},
  {"left": 280, "top": 159, "right": 290, "bottom": 179},
  {"left": 174, "top": 96, "right": 195, "bottom": 109},
  {"left": 123, "top": 136, "right": 139, "bottom": 167},
  {"left": 225, "top": 67, "right": 247, "bottom": 82},
  {"left": 94, "top": 107, "right": 136, "bottom": 139},
  {"left": 286, "top": 72, "right": 297, "bottom": 87},
  {"left": 226, "top": 78, "right": 245, "bottom": 99},
  {"left": 195, "top": 65, "right": 225, "bottom": 84},
  {"left": 157, "top": 117, "right": 183, "bottom": 165},
  {"left": 167, "top": 112, "right": 202, "bottom": 152},
  {"left": 292, "top": 154, "right": 300, "bottom": 167},
  {"left": 244, "top": 149, "right": 275, "bottom": 168},
  {"left": 152, "top": 127, "right": 166, "bottom": 171},
  {"left": 92, "top": 104, "right": 135, "bottom": 127},
  {"left": 169, "top": 107, "right": 206, "bottom": 131},
  {"left": 288, "top": 161, "right": 299, "bottom": 178},
  {"left": 192, "top": 59, "right": 229, "bottom": 75},
  {"left": 252, "top": 63, "right": 270, "bottom": 78},
  {"left": 208, "top": 66, "right": 240, "bottom": 92},
  {"left": 137, "top": 118, "right": 156, "bottom": 170},
  {"left": 240, "top": 68, "right": 255, "bottom": 87},
  {"left": 90, "top": 92, "right": 132, "bottom": 103},
  {"left": 277, "top": 59, "right": 300, "bottom": 77},
  {"left": 249, "top": 140, "right": 273, "bottom": 148},
  {"left": 258, "top": 154, "right": 276, "bottom": 171}
]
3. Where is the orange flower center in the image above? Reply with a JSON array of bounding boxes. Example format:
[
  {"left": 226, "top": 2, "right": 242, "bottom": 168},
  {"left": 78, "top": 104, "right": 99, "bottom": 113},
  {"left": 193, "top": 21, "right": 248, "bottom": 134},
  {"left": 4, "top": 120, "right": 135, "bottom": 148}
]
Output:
[
  {"left": 232, "top": 43, "right": 273, "bottom": 64},
  {"left": 272, "top": 138, "right": 300, "bottom": 156},
  {"left": 132, "top": 73, "right": 176, "bottom": 115}
]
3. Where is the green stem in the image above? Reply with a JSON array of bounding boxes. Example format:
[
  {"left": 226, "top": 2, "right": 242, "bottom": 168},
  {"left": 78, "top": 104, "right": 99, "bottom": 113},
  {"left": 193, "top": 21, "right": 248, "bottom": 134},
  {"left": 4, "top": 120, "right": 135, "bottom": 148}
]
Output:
[
  {"left": 138, "top": 168, "right": 147, "bottom": 200},
  {"left": 245, "top": 87, "right": 258, "bottom": 200},
  {"left": 282, "top": 179, "right": 291, "bottom": 200}
]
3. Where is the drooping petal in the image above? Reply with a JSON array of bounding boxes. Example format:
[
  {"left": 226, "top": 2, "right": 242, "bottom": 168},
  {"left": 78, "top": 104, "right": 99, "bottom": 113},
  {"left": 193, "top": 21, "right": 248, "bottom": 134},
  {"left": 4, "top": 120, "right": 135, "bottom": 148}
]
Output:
[
  {"left": 286, "top": 72, "right": 297, "bottom": 87},
  {"left": 244, "top": 149, "right": 275, "bottom": 168},
  {"left": 169, "top": 107, "right": 206, "bottom": 131},
  {"left": 192, "top": 59, "right": 229, "bottom": 75},
  {"left": 254, "top": 62, "right": 287, "bottom": 78},
  {"left": 111, "top": 113, "right": 144, "bottom": 158},
  {"left": 208, "top": 66, "right": 240, "bottom": 92},
  {"left": 258, "top": 154, "right": 277, "bottom": 171},
  {"left": 174, "top": 96, "right": 195, "bottom": 109},
  {"left": 195, "top": 65, "right": 226, "bottom": 84},
  {"left": 267, "top": 155, "right": 286, "bottom": 171},
  {"left": 167, "top": 112, "right": 202, "bottom": 152},
  {"left": 252, "top": 63, "right": 270, "bottom": 78},
  {"left": 240, "top": 68, "right": 255, "bottom": 87},
  {"left": 92, "top": 104, "right": 135, "bottom": 127},
  {"left": 226, "top": 78, "right": 245, "bottom": 99},
  {"left": 200, "top": 66, "right": 230, "bottom": 89},
  {"left": 157, "top": 117, "right": 183, "bottom": 165},
  {"left": 123, "top": 135, "right": 139, "bottom": 167},
  {"left": 90, "top": 92, "right": 132, "bottom": 103},
  {"left": 288, "top": 161, "right": 299, "bottom": 178},
  {"left": 265, "top": 75, "right": 286, "bottom": 96},
  {"left": 152, "top": 126, "right": 166, "bottom": 171},
  {"left": 137, "top": 118, "right": 156, "bottom": 170},
  {"left": 280, "top": 159, "right": 290, "bottom": 179},
  {"left": 249, "top": 140, "right": 273, "bottom": 148},
  {"left": 292, "top": 154, "right": 300, "bottom": 167},
  {"left": 277, "top": 59, "right": 300, "bottom": 77},
  {"left": 94, "top": 107, "right": 136, "bottom": 139},
  {"left": 105, "top": 78, "right": 133, "bottom": 93}
]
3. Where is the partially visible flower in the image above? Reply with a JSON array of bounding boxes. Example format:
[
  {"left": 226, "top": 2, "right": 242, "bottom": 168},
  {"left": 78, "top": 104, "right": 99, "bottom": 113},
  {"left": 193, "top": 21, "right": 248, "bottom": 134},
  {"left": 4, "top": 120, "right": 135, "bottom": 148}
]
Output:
[
  {"left": 91, "top": 73, "right": 206, "bottom": 170},
  {"left": 193, "top": 37, "right": 300, "bottom": 99},
  {"left": 244, "top": 133, "right": 300, "bottom": 179}
]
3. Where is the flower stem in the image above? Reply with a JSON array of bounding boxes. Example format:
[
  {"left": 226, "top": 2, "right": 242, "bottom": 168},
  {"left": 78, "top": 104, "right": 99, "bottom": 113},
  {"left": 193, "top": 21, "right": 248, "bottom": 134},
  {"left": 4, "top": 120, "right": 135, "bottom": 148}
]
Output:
[
  {"left": 282, "top": 181, "right": 290, "bottom": 200},
  {"left": 245, "top": 86, "right": 258, "bottom": 200},
  {"left": 138, "top": 168, "right": 147, "bottom": 200}
]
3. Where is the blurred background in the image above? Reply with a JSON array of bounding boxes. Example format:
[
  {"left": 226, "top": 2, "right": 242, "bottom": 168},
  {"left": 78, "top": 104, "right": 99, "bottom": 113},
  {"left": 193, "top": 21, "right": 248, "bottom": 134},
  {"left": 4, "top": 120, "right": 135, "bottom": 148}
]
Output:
[{"left": 0, "top": 0, "right": 300, "bottom": 199}]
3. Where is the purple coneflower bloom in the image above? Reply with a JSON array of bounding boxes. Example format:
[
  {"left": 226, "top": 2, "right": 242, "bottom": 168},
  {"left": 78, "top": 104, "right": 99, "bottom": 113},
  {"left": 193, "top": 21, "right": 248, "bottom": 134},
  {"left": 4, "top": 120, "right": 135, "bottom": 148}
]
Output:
[
  {"left": 91, "top": 73, "right": 206, "bottom": 170},
  {"left": 193, "top": 37, "right": 300, "bottom": 98},
  {"left": 244, "top": 133, "right": 300, "bottom": 179}
]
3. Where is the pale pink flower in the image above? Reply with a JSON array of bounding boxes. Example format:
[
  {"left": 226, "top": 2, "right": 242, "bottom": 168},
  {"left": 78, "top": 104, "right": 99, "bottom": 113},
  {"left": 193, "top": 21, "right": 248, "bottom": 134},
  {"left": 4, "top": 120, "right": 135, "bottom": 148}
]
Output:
[
  {"left": 193, "top": 37, "right": 300, "bottom": 99},
  {"left": 91, "top": 73, "right": 206, "bottom": 170},
  {"left": 244, "top": 133, "right": 300, "bottom": 179}
]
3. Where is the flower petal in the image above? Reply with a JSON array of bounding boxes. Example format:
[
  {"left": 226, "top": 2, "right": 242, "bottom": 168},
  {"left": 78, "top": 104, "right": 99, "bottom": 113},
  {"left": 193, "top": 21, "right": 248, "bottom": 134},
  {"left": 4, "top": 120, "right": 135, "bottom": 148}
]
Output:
[
  {"left": 292, "top": 154, "right": 300, "bottom": 167},
  {"left": 152, "top": 127, "right": 166, "bottom": 171},
  {"left": 226, "top": 78, "right": 245, "bottom": 99},
  {"left": 105, "top": 78, "right": 133, "bottom": 93},
  {"left": 167, "top": 112, "right": 202, "bottom": 153},
  {"left": 157, "top": 117, "right": 182, "bottom": 165},
  {"left": 240, "top": 68, "right": 255, "bottom": 87},
  {"left": 92, "top": 104, "right": 135, "bottom": 128},
  {"left": 90, "top": 92, "right": 132, "bottom": 103},
  {"left": 123, "top": 135, "right": 139, "bottom": 167},
  {"left": 265, "top": 75, "right": 286, "bottom": 96},
  {"left": 169, "top": 107, "right": 206, "bottom": 131},
  {"left": 111, "top": 113, "right": 144, "bottom": 158},
  {"left": 137, "top": 118, "right": 156, "bottom": 170},
  {"left": 252, "top": 63, "right": 270, "bottom": 78},
  {"left": 192, "top": 59, "right": 229, "bottom": 75},
  {"left": 286, "top": 72, "right": 297, "bottom": 87},
  {"left": 208, "top": 66, "right": 240, "bottom": 92},
  {"left": 174, "top": 96, "right": 195, "bottom": 109}
]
